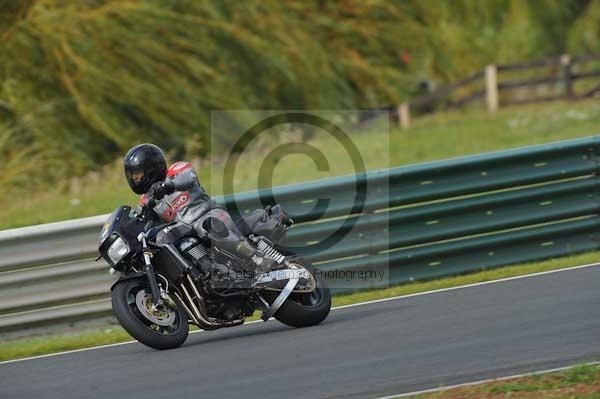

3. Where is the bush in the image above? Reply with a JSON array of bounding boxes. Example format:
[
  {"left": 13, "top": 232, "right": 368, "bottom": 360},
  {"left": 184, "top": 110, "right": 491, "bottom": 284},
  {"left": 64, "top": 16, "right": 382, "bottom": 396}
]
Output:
[{"left": 0, "top": 0, "right": 598, "bottom": 199}]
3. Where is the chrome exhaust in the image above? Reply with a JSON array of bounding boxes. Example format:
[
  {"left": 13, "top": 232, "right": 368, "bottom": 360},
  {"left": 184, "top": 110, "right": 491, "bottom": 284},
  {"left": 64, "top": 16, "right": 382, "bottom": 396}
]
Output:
[
  {"left": 186, "top": 274, "right": 214, "bottom": 322},
  {"left": 184, "top": 275, "right": 244, "bottom": 328},
  {"left": 178, "top": 279, "right": 221, "bottom": 330},
  {"left": 178, "top": 282, "right": 205, "bottom": 326},
  {"left": 173, "top": 291, "right": 200, "bottom": 326}
]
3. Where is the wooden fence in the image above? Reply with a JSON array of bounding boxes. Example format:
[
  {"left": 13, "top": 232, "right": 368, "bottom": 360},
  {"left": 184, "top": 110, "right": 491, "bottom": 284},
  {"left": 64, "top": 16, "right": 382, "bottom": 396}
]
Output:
[{"left": 395, "top": 53, "right": 600, "bottom": 129}]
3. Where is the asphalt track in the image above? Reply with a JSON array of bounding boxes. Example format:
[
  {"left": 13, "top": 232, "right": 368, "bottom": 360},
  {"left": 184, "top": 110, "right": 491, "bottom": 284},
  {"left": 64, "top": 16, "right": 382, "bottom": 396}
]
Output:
[{"left": 1, "top": 265, "right": 600, "bottom": 399}]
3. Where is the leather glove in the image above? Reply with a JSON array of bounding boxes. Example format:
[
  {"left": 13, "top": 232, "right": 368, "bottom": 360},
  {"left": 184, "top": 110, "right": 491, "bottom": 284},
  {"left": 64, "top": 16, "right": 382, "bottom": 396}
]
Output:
[
  {"left": 148, "top": 181, "right": 175, "bottom": 201},
  {"left": 162, "top": 180, "right": 175, "bottom": 195}
]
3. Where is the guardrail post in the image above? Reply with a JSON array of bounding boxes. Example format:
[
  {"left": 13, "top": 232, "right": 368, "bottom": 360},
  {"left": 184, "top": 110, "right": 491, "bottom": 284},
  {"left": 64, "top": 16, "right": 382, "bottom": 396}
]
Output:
[
  {"left": 560, "top": 54, "right": 573, "bottom": 98},
  {"left": 485, "top": 64, "right": 499, "bottom": 112},
  {"left": 398, "top": 103, "right": 410, "bottom": 129}
]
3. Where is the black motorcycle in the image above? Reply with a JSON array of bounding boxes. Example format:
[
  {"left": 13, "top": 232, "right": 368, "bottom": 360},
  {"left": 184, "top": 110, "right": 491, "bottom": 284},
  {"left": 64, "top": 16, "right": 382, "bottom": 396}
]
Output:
[{"left": 98, "top": 200, "right": 331, "bottom": 350}]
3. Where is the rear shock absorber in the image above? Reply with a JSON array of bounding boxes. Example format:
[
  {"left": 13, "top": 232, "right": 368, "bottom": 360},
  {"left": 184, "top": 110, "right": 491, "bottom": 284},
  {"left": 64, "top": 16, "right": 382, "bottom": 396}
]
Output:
[{"left": 255, "top": 238, "right": 286, "bottom": 264}]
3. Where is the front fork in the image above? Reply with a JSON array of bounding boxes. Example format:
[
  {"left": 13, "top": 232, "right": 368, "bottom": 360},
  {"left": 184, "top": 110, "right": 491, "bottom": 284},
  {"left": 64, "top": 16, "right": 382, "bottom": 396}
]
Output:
[{"left": 139, "top": 233, "right": 163, "bottom": 307}]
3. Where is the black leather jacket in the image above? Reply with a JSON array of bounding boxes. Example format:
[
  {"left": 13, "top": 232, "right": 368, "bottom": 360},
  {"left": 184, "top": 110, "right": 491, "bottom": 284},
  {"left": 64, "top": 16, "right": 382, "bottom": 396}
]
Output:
[{"left": 140, "top": 162, "right": 220, "bottom": 225}]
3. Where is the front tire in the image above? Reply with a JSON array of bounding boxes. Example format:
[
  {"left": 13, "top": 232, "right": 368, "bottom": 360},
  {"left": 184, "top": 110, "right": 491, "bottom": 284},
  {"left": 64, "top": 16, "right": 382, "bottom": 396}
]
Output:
[{"left": 112, "top": 278, "right": 189, "bottom": 350}]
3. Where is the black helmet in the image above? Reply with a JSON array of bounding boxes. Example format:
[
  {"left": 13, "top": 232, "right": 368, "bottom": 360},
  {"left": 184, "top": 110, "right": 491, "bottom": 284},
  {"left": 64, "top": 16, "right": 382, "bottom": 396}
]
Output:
[{"left": 123, "top": 144, "right": 167, "bottom": 194}]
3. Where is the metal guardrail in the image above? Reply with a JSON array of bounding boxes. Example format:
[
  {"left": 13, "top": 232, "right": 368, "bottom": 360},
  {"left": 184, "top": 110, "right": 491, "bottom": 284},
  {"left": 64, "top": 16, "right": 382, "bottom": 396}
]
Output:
[{"left": 1, "top": 136, "right": 599, "bottom": 334}]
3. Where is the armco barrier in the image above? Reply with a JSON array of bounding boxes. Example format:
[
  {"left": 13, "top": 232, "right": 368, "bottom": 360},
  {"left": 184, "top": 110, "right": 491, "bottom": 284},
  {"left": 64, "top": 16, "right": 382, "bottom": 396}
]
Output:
[{"left": 1, "top": 136, "right": 599, "bottom": 334}]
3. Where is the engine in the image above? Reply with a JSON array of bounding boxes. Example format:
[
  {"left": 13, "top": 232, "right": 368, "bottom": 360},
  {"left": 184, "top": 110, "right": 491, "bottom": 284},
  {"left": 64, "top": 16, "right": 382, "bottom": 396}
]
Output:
[{"left": 177, "top": 237, "right": 210, "bottom": 273}]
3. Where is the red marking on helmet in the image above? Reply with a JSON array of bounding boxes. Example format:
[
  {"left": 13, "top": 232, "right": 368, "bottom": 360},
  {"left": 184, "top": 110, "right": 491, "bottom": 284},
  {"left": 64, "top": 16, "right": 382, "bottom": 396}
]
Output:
[
  {"left": 167, "top": 162, "right": 192, "bottom": 177},
  {"left": 139, "top": 194, "right": 148, "bottom": 206}
]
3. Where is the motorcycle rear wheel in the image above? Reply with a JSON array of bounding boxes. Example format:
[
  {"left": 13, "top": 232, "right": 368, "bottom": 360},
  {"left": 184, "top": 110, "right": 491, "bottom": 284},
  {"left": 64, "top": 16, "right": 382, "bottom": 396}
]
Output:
[{"left": 264, "top": 257, "right": 331, "bottom": 327}]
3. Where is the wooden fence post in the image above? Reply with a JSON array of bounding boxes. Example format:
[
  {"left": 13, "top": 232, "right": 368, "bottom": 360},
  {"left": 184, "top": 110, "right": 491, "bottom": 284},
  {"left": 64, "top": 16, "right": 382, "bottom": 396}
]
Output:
[
  {"left": 398, "top": 103, "right": 410, "bottom": 129},
  {"left": 560, "top": 54, "right": 573, "bottom": 98},
  {"left": 485, "top": 64, "right": 499, "bottom": 112}
]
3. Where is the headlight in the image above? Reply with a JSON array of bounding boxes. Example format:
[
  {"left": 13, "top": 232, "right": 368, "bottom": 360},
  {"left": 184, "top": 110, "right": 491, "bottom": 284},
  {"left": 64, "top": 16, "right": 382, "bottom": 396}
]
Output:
[{"left": 107, "top": 237, "right": 129, "bottom": 264}]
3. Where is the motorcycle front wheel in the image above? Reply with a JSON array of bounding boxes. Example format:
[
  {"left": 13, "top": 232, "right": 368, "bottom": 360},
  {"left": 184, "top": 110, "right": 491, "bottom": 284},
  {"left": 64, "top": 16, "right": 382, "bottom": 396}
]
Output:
[{"left": 111, "top": 278, "right": 189, "bottom": 350}]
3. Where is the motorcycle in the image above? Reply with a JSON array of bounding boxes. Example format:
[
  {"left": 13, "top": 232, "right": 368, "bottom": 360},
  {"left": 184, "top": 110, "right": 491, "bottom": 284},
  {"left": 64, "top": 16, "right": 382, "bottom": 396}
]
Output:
[{"left": 98, "top": 199, "right": 331, "bottom": 350}]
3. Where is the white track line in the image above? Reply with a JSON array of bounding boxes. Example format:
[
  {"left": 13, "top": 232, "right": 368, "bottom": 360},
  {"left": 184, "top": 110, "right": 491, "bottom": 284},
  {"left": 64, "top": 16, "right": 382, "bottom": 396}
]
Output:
[
  {"left": 374, "top": 361, "right": 600, "bottom": 399},
  {"left": 334, "top": 261, "right": 600, "bottom": 310},
  {"left": 1, "top": 261, "right": 598, "bottom": 366}
]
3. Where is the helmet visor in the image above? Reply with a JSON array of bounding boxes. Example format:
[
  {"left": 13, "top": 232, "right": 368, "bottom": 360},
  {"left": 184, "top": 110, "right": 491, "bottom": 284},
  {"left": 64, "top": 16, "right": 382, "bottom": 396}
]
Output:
[
  {"left": 130, "top": 171, "right": 145, "bottom": 184},
  {"left": 125, "top": 167, "right": 150, "bottom": 194}
]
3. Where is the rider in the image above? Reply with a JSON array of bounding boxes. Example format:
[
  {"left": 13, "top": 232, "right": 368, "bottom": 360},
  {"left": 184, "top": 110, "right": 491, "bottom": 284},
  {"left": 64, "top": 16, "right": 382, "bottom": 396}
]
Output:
[{"left": 123, "top": 143, "right": 265, "bottom": 271}]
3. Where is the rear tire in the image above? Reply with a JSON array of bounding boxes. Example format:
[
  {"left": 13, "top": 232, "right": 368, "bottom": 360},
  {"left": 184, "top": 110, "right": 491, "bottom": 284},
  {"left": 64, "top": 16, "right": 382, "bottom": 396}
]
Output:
[
  {"left": 264, "top": 257, "right": 331, "bottom": 328},
  {"left": 112, "top": 278, "right": 189, "bottom": 350}
]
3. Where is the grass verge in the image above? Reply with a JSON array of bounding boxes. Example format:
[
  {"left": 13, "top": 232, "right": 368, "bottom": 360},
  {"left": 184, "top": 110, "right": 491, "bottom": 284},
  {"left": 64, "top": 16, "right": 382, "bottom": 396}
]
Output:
[
  {"left": 403, "top": 363, "right": 600, "bottom": 399},
  {"left": 1, "top": 250, "right": 599, "bottom": 363},
  {"left": 1, "top": 99, "right": 599, "bottom": 229}
]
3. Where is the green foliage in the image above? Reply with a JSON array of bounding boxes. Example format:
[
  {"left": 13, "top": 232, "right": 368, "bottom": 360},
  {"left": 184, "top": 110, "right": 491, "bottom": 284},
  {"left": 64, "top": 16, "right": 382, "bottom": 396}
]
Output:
[
  {"left": 568, "top": 0, "right": 600, "bottom": 54},
  {"left": 0, "top": 0, "right": 599, "bottom": 198}
]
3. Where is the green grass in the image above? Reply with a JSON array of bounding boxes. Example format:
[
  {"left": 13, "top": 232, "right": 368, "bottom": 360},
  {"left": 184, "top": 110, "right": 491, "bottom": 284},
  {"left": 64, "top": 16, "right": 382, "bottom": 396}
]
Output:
[
  {"left": 1, "top": 99, "right": 600, "bottom": 230},
  {"left": 1, "top": 249, "right": 598, "bottom": 362},
  {"left": 407, "top": 364, "right": 600, "bottom": 398}
]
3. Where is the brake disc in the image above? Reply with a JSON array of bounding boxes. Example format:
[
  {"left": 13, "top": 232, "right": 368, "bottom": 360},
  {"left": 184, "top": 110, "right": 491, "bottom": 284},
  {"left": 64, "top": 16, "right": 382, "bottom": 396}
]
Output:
[{"left": 135, "top": 289, "right": 176, "bottom": 326}]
